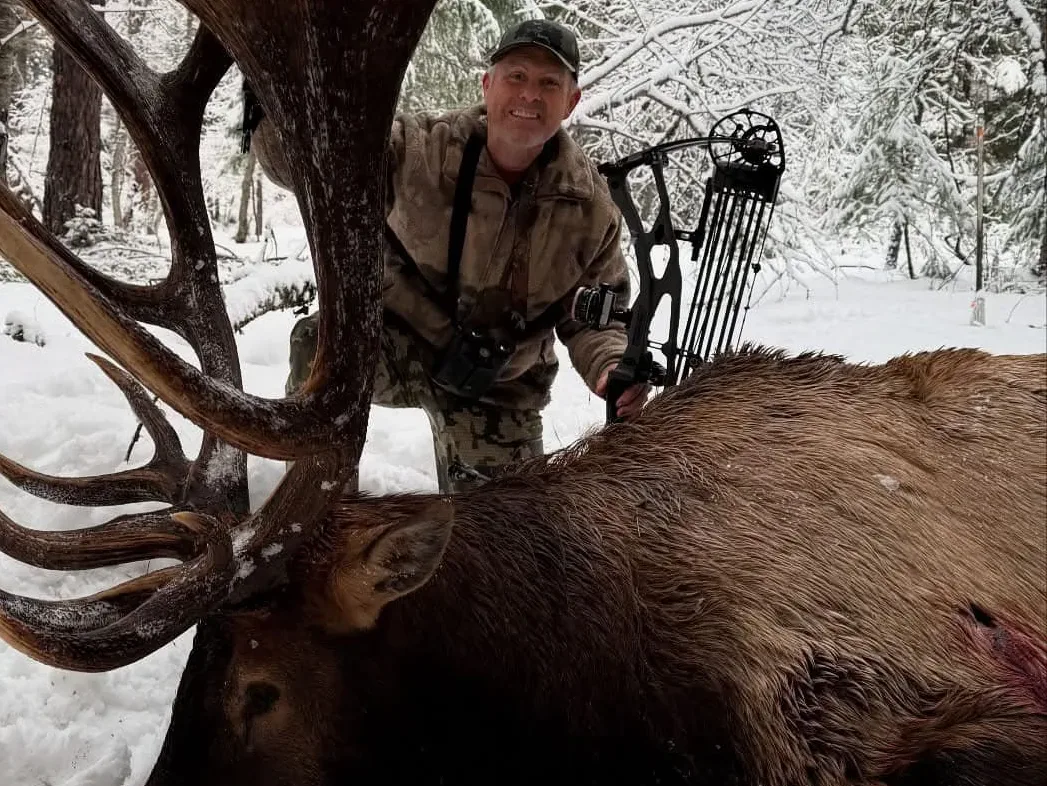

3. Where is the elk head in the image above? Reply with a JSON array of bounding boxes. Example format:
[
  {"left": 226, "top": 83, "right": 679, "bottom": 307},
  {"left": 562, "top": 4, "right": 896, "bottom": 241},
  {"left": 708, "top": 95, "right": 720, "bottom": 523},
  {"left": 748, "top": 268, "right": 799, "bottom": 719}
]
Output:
[{"left": 0, "top": 0, "right": 442, "bottom": 782}]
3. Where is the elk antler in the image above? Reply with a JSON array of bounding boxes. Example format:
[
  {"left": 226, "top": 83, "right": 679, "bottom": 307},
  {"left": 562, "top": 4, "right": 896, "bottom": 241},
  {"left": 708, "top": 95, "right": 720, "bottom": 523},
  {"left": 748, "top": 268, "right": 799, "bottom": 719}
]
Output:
[
  {"left": 0, "top": 512, "right": 234, "bottom": 672},
  {"left": 0, "top": 0, "right": 437, "bottom": 671}
]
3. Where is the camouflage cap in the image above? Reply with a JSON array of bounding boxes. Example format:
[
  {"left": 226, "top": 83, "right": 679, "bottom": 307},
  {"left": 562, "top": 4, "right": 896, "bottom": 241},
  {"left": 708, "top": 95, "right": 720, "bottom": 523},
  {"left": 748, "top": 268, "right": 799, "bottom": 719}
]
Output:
[{"left": 488, "top": 19, "right": 580, "bottom": 76}]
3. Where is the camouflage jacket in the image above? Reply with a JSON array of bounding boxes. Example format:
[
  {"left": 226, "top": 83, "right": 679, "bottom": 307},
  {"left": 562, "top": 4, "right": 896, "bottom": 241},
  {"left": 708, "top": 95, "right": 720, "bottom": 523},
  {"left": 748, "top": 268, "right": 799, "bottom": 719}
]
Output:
[{"left": 254, "top": 104, "right": 630, "bottom": 410}]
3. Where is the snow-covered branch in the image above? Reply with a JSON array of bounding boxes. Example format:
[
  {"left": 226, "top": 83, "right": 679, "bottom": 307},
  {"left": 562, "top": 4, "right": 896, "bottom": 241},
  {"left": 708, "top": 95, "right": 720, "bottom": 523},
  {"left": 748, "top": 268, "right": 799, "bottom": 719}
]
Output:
[
  {"left": 223, "top": 259, "right": 317, "bottom": 333},
  {"left": 1005, "top": 0, "right": 1045, "bottom": 94}
]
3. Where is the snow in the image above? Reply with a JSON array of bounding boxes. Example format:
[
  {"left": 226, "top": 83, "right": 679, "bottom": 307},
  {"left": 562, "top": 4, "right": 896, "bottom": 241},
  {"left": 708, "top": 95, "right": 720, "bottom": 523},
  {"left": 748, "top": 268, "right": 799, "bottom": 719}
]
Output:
[
  {"left": 203, "top": 441, "right": 240, "bottom": 487},
  {"left": 0, "top": 230, "right": 1044, "bottom": 784},
  {"left": 260, "top": 543, "right": 283, "bottom": 560},
  {"left": 992, "top": 56, "right": 1028, "bottom": 96},
  {"left": 875, "top": 474, "right": 901, "bottom": 492},
  {"left": 1005, "top": 0, "right": 1046, "bottom": 97},
  {"left": 235, "top": 558, "right": 256, "bottom": 581},
  {"left": 2, "top": 309, "right": 46, "bottom": 347},
  {"left": 222, "top": 257, "right": 316, "bottom": 329}
]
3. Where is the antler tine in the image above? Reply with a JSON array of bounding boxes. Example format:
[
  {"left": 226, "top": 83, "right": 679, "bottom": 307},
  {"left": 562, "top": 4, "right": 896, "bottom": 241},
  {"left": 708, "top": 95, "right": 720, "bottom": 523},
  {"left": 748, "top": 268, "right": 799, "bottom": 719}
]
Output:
[
  {"left": 0, "top": 512, "right": 233, "bottom": 673},
  {"left": 177, "top": 0, "right": 440, "bottom": 446},
  {"left": 0, "top": 568, "right": 180, "bottom": 634},
  {"left": 88, "top": 353, "right": 190, "bottom": 483},
  {"left": 0, "top": 509, "right": 199, "bottom": 571},
  {"left": 0, "top": 354, "right": 190, "bottom": 507},
  {"left": 0, "top": 454, "right": 182, "bottom": 507},
  {"left": 88, "top": 353, "right": 189, "bottom": 473},
  {"left": 1, "top": 359, "right": 191, "bottom": 509},
  {"left": 165, "top": 20, "right": 235, "bottom": 122},
  {"left": 0, "top": 456, "right": 352, "bottom": 669}
]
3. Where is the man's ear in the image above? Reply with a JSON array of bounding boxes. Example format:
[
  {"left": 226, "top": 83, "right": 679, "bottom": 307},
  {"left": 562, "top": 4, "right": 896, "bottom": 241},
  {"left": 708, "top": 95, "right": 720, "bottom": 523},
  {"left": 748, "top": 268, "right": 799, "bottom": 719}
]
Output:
[
  {"left": 481, "top": 69, "right": 492, "bottom": 98},
  {"left": 363, "top": 499, "right": 455, "bottom": 599},
  {"left": 565, "top": 83, "right": 581, "bottom": 117}
]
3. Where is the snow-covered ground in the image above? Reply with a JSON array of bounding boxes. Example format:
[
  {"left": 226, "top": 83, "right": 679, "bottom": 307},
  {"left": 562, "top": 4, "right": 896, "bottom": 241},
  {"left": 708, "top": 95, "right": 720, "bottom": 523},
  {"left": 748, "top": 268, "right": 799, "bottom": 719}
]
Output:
[{"left": 0, "top": 233, "right": 1044, "bottom": 785}]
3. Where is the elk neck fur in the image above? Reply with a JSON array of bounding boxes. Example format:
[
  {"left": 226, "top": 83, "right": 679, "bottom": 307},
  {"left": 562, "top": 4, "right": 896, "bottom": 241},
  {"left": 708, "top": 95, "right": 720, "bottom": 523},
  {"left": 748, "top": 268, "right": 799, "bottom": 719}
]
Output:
[{"left": 280, "top": 345, "right": 1046, "bottom": 784}]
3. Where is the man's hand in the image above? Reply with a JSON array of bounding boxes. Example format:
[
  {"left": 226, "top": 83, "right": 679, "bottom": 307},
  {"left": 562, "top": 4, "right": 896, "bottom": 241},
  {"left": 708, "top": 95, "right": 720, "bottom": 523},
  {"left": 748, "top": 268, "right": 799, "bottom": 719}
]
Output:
[{"left": 595, "top": 366, "right": 650, "bottom": 420}]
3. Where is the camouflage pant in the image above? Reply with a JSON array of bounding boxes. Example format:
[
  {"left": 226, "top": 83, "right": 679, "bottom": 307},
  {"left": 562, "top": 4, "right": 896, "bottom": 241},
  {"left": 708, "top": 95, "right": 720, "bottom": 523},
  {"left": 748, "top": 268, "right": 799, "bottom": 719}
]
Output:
[{"left": 285, "top": 312, "right": 544, "bottom": 493}]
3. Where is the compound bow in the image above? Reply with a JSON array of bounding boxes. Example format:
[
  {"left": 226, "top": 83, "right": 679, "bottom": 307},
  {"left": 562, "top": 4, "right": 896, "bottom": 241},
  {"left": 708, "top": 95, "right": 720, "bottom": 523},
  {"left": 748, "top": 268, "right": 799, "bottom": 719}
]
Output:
[{"left": 592, "top": 109, "right": 785, "bottom": 423}]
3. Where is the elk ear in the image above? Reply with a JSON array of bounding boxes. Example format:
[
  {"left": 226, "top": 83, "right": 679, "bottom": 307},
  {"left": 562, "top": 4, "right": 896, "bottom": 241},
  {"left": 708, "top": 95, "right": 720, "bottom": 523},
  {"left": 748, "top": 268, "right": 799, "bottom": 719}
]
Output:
[
  {"left": 364, "top": 499, "right": 454, "bottom": 601},
  {"left": 320, "top": 499, "right": 455, "bottom": 632}
]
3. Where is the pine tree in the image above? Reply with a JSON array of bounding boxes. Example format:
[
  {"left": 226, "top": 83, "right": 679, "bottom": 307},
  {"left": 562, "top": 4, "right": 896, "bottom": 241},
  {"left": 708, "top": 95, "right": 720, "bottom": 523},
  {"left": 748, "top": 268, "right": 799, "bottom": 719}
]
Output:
[
  {"left": 828, "top": 0, "right": 1046, "bottom": 281},
  {"left": 399, "top": 0, "right": 515, "bottom": 112}
]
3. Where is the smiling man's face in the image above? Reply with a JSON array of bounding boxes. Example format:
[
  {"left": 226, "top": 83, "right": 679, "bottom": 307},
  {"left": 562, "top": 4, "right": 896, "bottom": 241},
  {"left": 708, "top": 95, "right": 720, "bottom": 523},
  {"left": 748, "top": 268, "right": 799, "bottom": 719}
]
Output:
[{"left": 482, "top": 46, "right": 581, "bottom": 169}]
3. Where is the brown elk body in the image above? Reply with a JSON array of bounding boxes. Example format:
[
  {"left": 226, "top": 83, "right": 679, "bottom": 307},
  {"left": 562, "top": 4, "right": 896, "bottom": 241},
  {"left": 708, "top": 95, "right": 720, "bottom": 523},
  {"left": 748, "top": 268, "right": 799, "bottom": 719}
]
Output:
[
  {"left": 0, "top": 3, "right": 1043, "bottom": 785},
  {"left": 140, "top": 347, "right": 1046, "bottom": 786}
]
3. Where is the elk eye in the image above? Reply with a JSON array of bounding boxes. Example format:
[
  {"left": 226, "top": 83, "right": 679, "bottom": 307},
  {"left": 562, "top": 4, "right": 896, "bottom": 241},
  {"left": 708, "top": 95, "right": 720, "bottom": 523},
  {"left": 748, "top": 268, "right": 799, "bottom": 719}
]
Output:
[{"left": 244, "top": 682, "right": 281, "bottom": 719}]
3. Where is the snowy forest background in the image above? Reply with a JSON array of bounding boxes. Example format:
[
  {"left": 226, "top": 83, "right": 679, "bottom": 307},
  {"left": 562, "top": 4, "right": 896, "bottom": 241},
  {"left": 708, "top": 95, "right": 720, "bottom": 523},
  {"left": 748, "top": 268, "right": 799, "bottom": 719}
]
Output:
[
  {"left": 0, "top": 0, "right": 1043, "bottom": 305},
  {"left": 0, "top": 5, "right": 1043, "bottom": 780}
]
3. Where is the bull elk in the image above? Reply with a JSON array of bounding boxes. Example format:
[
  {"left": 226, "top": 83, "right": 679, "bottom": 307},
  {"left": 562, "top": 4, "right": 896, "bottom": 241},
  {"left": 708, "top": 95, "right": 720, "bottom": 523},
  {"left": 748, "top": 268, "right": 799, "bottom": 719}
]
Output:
[{"left": 0, "top": 2, "right": 1044, "bottom": 785}]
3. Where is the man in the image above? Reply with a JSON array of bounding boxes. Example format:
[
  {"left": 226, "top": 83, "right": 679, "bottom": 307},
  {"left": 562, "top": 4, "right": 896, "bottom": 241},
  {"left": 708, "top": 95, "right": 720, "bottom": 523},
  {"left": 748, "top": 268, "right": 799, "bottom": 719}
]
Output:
[{"left": 251, "top": 19, "right": 648, "bottom": 492}]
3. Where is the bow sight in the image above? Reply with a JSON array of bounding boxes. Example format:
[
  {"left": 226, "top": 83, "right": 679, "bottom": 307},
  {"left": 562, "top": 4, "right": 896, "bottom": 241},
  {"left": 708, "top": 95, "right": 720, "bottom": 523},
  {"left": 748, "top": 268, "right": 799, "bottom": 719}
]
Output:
[{"left": 584, "top": 109, "right": 785, "bottom": 423}]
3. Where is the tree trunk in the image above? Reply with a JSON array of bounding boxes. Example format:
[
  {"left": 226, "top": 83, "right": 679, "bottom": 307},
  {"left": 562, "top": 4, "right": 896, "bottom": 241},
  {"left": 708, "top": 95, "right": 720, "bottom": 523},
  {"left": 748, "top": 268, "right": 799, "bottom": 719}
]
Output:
[
  {"left": 1038, "top": 160, "right": 1046, "bottom": 280},
  {"left": 885, "top": 220, "right": 902, "bottom": 269},
  {"left": 903, "top": 221, "right": 915, "bottom": 279},
  {"left": 234, "top": 148, "right": 256, "bottom": 243},
  {"left": 123, "top": 149, "right": 159, "bottom": 233},
  {"left": 1038, "top": 147, "right": 1047, "bottom": 282},
  {"left": 109, "top": 116, "right": 126, "bottom": 228},
  {"left": 108, "top": 0, "right": 145, "bottom": 231},
  {"left": 0, "top": 0, "right": 26, "bottom": 186},
  {"left": 43, "top": 0, "right": 105, "bottom": 235},
  {"left": 253, "top": 170, "right": 263, "bottom": 239},
  {"left": 1039, "top": 225, "right": 1046, "bottom": 281}
]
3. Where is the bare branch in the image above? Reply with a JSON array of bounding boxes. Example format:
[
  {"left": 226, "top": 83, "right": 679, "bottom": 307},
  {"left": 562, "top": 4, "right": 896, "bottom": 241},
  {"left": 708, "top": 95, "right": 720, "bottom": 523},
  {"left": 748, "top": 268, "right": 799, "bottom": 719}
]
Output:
[
  {"left": 580, "top": 0, "right": 767, "bottom": 89},
  {"left": 1, "top": 19, "right": 38, "bottom": 49},
  {"left": 233, "top": 280, "right": 316, "bottom": 333}
]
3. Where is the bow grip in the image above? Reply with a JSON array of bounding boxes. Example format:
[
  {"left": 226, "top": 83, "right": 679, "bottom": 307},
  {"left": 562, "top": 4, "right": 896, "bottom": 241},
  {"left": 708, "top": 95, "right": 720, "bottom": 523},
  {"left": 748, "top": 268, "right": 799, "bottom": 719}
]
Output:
[{"left": 604, "top": 362, "right": 636, "bottom": 424}]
